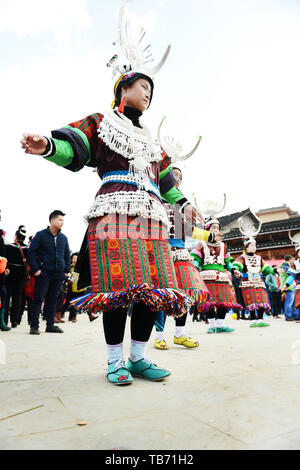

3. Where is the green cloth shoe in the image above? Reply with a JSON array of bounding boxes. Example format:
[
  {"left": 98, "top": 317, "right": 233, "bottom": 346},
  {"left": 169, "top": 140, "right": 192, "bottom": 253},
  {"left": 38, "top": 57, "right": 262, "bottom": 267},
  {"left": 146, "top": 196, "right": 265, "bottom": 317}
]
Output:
[
  {"left": 250, "top": 322, "right": 258, "bottom": 328},
  {"left": 257, "top": 322, "right": 270, "bottom": 327},
  {"left": 0, "top": 308, "right": 10, "bottom": 332},
  {"left": 127, "top": 358, "right": 171, "bottom": 381},
  {"left": 106, "top": 359, "right": 133, "bottom": 386},
  {"left": 216, "top": 326, "right": 235, "bottom": 333},
  {"left": 207, "top": 328, "right": 216, "bottom": 334}
]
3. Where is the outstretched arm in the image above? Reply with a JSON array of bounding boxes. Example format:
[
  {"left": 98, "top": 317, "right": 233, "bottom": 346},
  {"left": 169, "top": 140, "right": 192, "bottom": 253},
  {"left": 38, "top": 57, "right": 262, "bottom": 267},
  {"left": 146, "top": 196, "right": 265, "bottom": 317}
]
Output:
[{"left": 21, "top": 113, "right": 103, "bottom": 172}]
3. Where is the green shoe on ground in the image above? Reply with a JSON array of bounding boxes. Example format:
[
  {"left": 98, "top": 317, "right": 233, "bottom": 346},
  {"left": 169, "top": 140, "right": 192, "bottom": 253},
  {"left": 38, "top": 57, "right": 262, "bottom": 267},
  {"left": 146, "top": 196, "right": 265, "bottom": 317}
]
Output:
[
  {"left": 0, "top": 308, "right": 10, "bottom": 331},
  {"left": 216, "top": 326, "right": 235, "bottom": 333},
  {"left": 207, "top": 328, "right": 216, "bottom": 334},
  {"left": 257, "top": 322, "right": 270, "bottom": 327},
  {"left": 127, "top": 358, "right": 171, "bottom": 381},
  {"left": 250, "top": 322, "right": 258, "bottom": 328},
  {"left": 106, "top": 359, "right": 133, "bottom": 386}
]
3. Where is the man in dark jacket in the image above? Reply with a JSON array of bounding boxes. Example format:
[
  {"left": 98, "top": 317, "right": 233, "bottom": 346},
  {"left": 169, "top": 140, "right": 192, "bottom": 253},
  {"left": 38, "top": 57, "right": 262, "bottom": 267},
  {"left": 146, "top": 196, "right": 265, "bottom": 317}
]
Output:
[{"left": 28, "top": 210, "right": 70, "bottom": 335}]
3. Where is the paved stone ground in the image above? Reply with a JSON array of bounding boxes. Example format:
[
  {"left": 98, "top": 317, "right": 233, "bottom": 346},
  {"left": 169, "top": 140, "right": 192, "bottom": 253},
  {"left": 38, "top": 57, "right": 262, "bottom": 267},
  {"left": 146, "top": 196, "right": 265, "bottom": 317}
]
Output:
[{"left": 1, "top": 313, "right": 300, "bottom": 450}]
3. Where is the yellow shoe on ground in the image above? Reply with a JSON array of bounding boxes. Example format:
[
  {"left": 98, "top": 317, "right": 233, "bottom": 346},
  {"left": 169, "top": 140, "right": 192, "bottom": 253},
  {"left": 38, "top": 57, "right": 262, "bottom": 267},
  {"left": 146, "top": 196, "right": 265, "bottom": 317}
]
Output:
[
  {"left": 154, "top": 339, "right": 169, "bottom": 350},
  {"left": 173, "top": 336, "right": 199, "bottom": 348}
]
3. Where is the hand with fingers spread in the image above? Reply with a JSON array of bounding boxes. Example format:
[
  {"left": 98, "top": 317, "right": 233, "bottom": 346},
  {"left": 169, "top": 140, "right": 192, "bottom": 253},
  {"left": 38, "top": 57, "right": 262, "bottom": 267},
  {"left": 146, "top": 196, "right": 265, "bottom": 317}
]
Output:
[{"left": 21, "top": 134, "right": 48, "bottom": 155}]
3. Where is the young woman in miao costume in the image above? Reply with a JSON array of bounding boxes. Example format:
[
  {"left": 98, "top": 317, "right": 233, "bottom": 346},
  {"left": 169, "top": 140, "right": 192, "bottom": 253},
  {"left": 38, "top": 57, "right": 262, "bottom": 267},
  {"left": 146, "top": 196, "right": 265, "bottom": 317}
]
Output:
[
  {"left": 21, "top": 0, "right": 208, "bottom": 385},
  {"left": 152, "top": 130, "right": 214, "bottom": 350},
  {"left": 191, "top": 197, "right": 242, "bottom": 334},
  {"left": 232, "top": 215, "right": 273, "bottom": 328}
]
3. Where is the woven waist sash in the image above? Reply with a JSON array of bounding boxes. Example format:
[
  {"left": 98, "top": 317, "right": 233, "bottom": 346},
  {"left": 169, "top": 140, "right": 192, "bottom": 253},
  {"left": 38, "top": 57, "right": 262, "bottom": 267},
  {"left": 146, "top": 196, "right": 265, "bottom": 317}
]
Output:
[{"left": 101, "top": 170, "right": 162, "bottom": 201}]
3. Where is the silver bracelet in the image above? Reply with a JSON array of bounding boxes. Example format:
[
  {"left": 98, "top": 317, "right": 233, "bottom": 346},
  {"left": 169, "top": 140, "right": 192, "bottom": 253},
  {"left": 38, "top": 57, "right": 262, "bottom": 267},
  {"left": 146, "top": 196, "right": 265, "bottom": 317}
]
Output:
[{"left": 178, "top": 201, "right": 191, "bottom": 215}]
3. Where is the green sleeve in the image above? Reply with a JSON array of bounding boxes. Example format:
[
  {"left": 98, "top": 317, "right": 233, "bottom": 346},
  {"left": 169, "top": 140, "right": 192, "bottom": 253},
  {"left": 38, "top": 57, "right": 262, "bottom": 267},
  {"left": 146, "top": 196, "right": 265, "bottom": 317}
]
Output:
[
  {"left": 232, "top": 260, "right": 244, "bottom": 272},
  {"left": 261, "top": 264, "right": 274, "bottom": 276},
  {"left": 190, "top": 251, "right": 203, "bottom": 270},
  {"left": 45, "top": 114, "right": 102, "bottom": 172},
  {"left": 45, "top": 139, "right": 74, "bottom": 167},
  {"left": 225, "top": 255, "right": 235, "bottom": 271},
  {"left": 161, "top": 185, "right": 186, "bottom": 205}
]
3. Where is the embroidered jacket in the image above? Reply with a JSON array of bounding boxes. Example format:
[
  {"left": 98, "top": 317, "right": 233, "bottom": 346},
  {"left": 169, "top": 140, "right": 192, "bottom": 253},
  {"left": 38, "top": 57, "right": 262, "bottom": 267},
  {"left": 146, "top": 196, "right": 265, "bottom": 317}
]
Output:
[
  {"left": 43, "top": 109, "right": 189, "bottom": 226},
  {"left": 232, "top": 253, "right": 273, "bottom": 288},
  {"left": 191, "top": 241, "right": 235, "bottom": 273}
]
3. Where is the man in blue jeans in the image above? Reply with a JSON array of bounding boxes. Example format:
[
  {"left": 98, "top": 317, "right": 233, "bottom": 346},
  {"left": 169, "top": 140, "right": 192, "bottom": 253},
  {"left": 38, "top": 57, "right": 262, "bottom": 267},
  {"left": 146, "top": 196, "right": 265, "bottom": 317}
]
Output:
[
  {"left": 280, "top": 255, "right": 297, "bottom": 322},
  {"left": 28, "top": 210, "right": 71, "bottom": 335}
]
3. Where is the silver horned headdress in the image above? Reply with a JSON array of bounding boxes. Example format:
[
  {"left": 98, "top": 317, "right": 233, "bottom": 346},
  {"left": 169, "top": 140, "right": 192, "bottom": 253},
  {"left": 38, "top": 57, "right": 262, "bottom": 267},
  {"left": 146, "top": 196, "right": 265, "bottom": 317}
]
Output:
[
  {"left": 107, "top": 0, "right": 171, "bottom": 81},
  {"left": 157, "top": 116, "right": 202, "bottom": 163},
  {"left": 238, "top": 212, "right": 262, "bottom": 246},
  {"left": 193, "top": 193, "right": 227, "bottom": 228}
]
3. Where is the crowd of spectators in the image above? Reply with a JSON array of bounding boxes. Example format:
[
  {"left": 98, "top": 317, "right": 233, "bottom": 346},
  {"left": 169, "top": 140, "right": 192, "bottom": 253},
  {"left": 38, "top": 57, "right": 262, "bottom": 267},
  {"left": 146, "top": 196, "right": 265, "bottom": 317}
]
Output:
[{"left": 0, "top": 211, "right": 88, "bottom": 334}]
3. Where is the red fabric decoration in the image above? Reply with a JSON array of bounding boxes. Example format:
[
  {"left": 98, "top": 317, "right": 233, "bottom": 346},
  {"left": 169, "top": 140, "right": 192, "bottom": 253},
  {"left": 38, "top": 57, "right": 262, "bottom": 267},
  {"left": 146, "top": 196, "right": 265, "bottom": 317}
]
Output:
[{"left": 118, "top": 97, "right": 126, "bottom": 114}]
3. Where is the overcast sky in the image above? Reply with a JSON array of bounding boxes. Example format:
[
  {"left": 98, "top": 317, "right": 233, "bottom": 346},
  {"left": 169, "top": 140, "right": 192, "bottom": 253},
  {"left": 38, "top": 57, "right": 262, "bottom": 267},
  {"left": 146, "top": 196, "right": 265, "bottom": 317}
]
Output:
[{"left": 1, "top": 0, "right": 300, "bottom": 250}]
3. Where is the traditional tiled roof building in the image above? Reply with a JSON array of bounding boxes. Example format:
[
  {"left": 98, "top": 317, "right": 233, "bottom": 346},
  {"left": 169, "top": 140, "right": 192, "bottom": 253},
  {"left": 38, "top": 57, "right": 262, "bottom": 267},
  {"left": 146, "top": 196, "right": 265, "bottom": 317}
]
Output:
[{"left": 220, "top": 205, "right": 300, "bottom": 262}]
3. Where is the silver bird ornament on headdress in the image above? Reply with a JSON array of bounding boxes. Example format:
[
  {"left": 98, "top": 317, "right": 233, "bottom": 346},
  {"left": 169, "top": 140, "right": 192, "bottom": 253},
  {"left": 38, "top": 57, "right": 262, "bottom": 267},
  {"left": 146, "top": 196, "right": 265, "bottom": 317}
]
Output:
[
  {"left": 157, "top": 116, "right": 202, "bottom": 163},
  {"left": 108, "top": 0, "right": 171, "bottom": 80}
]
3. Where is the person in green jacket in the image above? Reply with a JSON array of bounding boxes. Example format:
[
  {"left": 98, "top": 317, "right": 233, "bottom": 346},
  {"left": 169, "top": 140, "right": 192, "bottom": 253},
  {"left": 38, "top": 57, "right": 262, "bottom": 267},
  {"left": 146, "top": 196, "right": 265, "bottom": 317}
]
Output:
[{"left": 265, "top": 266, "right": 282, "bottom": 318}]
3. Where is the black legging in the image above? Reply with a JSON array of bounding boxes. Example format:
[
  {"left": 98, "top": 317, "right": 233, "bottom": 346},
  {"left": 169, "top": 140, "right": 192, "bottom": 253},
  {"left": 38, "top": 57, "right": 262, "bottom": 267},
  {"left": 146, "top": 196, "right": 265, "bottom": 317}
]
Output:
[
  {"left": 0, "top": 281, "right": 7, "bottom": 311},
  {"left": 250, "top": 308, "right": 264, "bottom": 321},
  {"left": 206, "top": 307, "right": 227, "bottom": 319},
  {"left": 103, "top": 302, "right": 157, "bottom": 345}
]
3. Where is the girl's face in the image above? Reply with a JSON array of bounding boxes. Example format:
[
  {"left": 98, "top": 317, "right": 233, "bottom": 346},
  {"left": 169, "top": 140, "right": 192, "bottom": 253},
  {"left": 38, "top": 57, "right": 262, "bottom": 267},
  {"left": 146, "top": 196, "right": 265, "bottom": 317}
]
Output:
[
  {"left": 247, "top": 242, "right": 256, "bottom": 253},
  {"left": 121, "top": 78, "right": 152, "bottom": 112},
  {"left": 210, "top": 223, "right": 220, "bottom": 234},
  {"left": 72, "top": 255, "right": 78, "bottom": 265},
  {"left": 173, "top": 168, "right": 182, "bottom": 187}
]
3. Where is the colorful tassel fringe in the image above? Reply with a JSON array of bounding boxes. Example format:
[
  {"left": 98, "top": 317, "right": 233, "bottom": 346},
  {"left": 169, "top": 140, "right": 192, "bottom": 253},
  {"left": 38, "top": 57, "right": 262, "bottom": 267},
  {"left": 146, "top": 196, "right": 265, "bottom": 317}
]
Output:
[
  {"left": 200, "top": 301, "right": 243, "bottom": 313},
  {"left": 245, "top": 302, "right": 271, "bottom": 313},
  {"left": 70, "top": 283, "right": 194, "bottom": 322}
]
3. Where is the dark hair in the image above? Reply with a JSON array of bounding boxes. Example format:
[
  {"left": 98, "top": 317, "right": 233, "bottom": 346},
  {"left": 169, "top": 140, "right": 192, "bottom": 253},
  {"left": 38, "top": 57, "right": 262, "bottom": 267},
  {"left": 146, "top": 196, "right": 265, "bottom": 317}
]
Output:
[
  {"left": 49, "top": 210, "right": 65, "bottom": 222},
  {"left": 15, "top": 225, "right": 26, "bottom": 243},
  {"left": 172, "top": 167, "right": 182, "bottom": 175},
  {"left": 115, "top": 73, "right": 154, "bottom": 107},
  {"left": 284, "top": 254, "right": 293, "bottom": 261}
]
